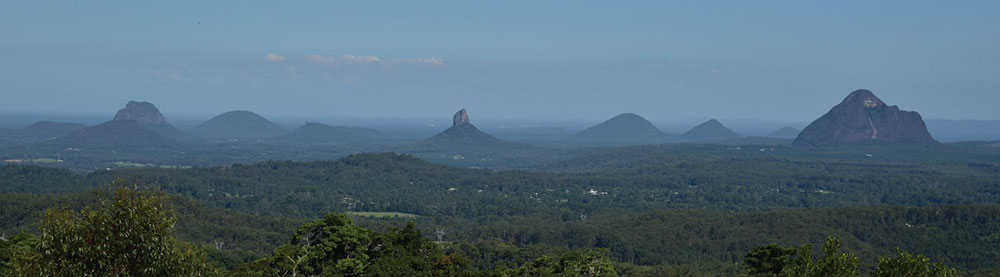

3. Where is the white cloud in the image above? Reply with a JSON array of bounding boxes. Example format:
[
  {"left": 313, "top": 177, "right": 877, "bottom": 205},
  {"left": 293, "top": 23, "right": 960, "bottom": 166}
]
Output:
[
  {"left": 308, "top": 54, "right": 380, "bottom": 64},
  {"left": 307, "top": 53, "right": 442, "bottom": 66},
  {"left": 339, "top": 54, "right": 380, "bottom": 63},
  {"left": 265, "top": 53, "right": 285, "bottom": 62},
  {"left": 400, "top": 57, "right": 444, "bottom": 66},
  {"left": 152, "top": 69, "right": 187, "bottom": 83},
  {"left": 308, "top": 54, "right": 336, "bottom": 64}
]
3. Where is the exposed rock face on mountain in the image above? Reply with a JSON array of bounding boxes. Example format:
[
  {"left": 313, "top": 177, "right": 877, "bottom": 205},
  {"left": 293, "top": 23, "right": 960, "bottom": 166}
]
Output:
[
  {"left": 410, "top": 108, "right": 539, "bottom": 155},
  {"left": 766, "top": 126, "right": 801, "bottom": 139},
  {"left": 111, "top": 101, "right": 197, "bottom": 142},
  {"left": 279, "top": 122, "right": 385, "bottom": 143},
  {"left": 403, "top": 109, "right": 555, "bottom": 166},
  {"left": 54, "top": 120, "right": 177, "bottom": 148},
  {"left": 190, "top": 111, "right": 287, "bottom": 139},
  {"left": 681, "top": 119, "right": 742, "bottom": 141},
  {"left": 114, "top": 101, "right": 167, "bottom": 125},
  {"left": 8, "top": 121, "right": 87, "bottom": 139},
  {"left": 573, "top": 113, "right": 671, "bottom": 144},
  {"left": 421, "top": 109, "right": 505, "bottom": 146},
  {"left": 453, "top": 109, "right": 471, "bottom": 126},
  {"left": 793, "top": 89, "right": 935, "bottom": 146}
]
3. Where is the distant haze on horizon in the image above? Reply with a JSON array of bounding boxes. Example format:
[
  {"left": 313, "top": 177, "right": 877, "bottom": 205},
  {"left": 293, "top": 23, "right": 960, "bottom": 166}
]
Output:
[{"left": 1, "top": 1, "right": 998, "bottom": 122}]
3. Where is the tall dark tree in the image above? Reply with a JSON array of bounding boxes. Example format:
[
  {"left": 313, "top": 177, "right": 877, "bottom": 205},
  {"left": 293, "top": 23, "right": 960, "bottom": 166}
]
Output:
[
  {"left": 742, "top": 236, "right": 859, "bottom": 276},
  {"left": 231, "top": 212, "right": 455, "bottom": 276},
  {"left": 873, "top": 250, "right": 959, "bottom": 277},
  {"left": 10, "top": 181, "right": 217, "bottom": 276}
]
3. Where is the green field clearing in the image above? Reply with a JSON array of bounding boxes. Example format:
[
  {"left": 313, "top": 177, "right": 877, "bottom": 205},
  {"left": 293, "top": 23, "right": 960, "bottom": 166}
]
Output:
[
  {"left": 346, "top": 212, "right": 419, "bottom": 218},
  {"left": 31, "top": 158, "right": 64, "bottom": 163}
]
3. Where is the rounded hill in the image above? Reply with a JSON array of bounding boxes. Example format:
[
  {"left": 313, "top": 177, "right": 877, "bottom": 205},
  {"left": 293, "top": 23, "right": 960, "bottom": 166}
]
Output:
[
  {"left": 681, "top": 119, "right": 742, "bottom": 141},
  {"left": 573, "top": 113, "right": 669, "bottom": 144},
  {"left": 190, "top": 111, "right": 287, "bottom": 139}
]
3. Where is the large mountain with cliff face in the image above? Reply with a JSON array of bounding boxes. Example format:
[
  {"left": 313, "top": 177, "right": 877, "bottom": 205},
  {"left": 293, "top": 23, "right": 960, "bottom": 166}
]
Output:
[
  {"left": 112, "top": 101, "right": 195, "bottom": 142},
  {"left": 792, "top": 89, "right": 935, "bottom": 146},
  {"left": 573, "top": 113, "right": 671, "bottom": 144},
  {"left": 114, "top": 101, "right": 168, "bottom": 125},
  {"left": 47, "top": 101, "right": 186, "bottom": 147}
]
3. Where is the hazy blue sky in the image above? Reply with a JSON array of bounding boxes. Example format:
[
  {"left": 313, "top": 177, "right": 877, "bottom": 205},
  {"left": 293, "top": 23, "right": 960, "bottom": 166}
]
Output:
[{"left": 1, "top": 1, "right": 998, "bottom": 122}]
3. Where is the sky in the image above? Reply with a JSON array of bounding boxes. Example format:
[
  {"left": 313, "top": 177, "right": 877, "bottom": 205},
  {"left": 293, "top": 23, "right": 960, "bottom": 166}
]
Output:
[{"left": 1, "top": 1, "right": 998, "bottom": 123}]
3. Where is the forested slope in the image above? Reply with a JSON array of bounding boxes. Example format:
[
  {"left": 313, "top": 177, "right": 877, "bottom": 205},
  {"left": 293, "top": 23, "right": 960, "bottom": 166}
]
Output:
[{"left": 2, "top": 149, "right": 1000, "bottom": 274}]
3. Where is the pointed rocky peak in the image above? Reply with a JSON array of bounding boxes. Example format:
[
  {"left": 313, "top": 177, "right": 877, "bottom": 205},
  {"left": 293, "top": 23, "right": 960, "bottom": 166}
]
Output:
[
  {"left": 453, "top": 108, "right": 471, "bottom": 127},
  {"left": 114, "top": 101, "right": 168, "bottom": 125},
  {"left": 416, "top": 108, "right": 512, "bottom": 148},
  {"left": 842, "top": 89, "right": 886, "bottom": 109}
]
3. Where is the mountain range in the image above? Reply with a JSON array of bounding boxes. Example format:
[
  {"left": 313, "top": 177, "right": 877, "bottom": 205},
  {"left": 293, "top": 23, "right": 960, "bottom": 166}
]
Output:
[{"left": 0, "top": 89, "right": 967, "bottom": 151}]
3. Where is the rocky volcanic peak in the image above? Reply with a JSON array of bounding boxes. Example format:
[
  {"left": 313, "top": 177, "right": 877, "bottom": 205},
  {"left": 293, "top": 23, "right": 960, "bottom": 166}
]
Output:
[
  {"left": 110, "top": 100, "right": 196, "bottom": 141},
  {"left": 793, "top": 89, "right": 935, "bottom": 146},
  {"left": 407, "top": 108, "right": 544, "bottom": 161},
  {"left": 114, "top": 101, "right": 168, "bottom": 125},
  {"left": 453, "top": 108, "right": 471, "bottom": 126},
  {"left": 417, "top": 108, "right": 508, "bottom": 147}
]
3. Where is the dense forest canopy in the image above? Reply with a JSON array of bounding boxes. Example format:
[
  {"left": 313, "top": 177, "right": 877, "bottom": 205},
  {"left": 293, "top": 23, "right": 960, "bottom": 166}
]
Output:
[{"left": 2, "top": 145, "right": 999, "bottom": 275}]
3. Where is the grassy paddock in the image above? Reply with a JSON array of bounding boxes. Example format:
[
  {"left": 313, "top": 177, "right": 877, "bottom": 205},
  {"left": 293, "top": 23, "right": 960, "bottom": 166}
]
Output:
[{"left": 346, "top": 212, "right": 419, "bottom": 218}]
